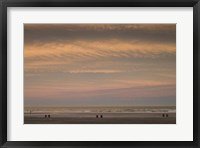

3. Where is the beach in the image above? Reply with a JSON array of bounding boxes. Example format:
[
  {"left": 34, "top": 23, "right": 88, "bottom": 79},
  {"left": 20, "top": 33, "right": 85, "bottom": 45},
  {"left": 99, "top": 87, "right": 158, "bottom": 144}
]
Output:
[{"left": 24, "top": 106, "right": 176, "bottom": 124}]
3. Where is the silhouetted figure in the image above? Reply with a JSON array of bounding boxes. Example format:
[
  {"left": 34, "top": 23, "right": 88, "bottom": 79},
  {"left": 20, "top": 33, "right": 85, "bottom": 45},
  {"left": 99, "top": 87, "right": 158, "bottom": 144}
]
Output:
[
  {"left": 45, "top": 115, "right": 47, "bottom": 118},
  {"left": 162, "top": 114, "right": 165, "bottom": 117},
  {"left": 100, "top": 115, "right": 103, "bottom": 118},
  {"left": 96, "top": 115, "right": 98, "bottom": 118},
  {"left": 48, "top": 115, "right": 51, "bottom": 118},
  {"left": 166, "top": 114, "right": 168, "bottom": 117}
]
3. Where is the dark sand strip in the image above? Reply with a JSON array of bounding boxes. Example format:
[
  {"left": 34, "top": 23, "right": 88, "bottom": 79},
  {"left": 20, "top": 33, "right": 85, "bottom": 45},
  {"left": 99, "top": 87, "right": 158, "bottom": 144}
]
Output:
[{"left": 24, "top": 113, "right": 176, "bottom": 124}]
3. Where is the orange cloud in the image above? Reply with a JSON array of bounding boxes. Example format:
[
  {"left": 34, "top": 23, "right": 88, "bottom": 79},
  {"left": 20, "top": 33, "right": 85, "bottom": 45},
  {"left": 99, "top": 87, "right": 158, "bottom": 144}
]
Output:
[
  {"left": 69, "top": 69, "right": 123, "bottom": 74},
  {"left": 24, "top": 39, "right": 175, "bottom": 67}
]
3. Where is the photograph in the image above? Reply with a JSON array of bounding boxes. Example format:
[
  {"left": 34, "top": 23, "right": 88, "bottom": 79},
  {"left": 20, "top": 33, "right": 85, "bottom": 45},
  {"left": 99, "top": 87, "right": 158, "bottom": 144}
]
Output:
[{"left": 24, "top": 24, "right": 176, "bottom": 124}]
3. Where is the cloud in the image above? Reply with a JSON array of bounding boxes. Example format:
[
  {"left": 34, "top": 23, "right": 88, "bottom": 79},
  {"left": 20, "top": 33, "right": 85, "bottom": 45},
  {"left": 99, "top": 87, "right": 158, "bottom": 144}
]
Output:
[
  {"left": 25, "top": 39, "right": 175, "bottom": 62},
  {"left": 69, "top": 69, "right": 123, "bottom": 74},
  {"left": 25, "top": 24, "right": 176, "bottom": 33},
  {"left": 24, "top": 24, "right": 176, "bottom": 75},
  {"left": 24, "top": 24, "right": 176, "bottom": 45},
  {"left": 24, "top": 24, "right": 176, "bottom": 106},
  {"left": 24, "top": 76, "right": 175, "bottom": 94},
  {"left": 24, "top": 82, "right": 176, "bottom": 106},
  {"left": 24, "top": 38, "right": 175, "bottom": 76}
]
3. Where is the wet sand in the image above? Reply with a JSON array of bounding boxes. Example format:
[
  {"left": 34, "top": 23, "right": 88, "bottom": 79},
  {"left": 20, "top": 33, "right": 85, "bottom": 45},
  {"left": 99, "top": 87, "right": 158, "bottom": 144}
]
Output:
[{"left": 24, "top": 113, "right": 176, "bottom": 124}]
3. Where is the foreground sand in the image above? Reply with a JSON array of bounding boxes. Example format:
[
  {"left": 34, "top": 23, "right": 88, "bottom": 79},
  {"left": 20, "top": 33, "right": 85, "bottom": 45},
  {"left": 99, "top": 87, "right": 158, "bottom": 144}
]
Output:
[{"left": 24, "top": 113, "right": 176, "bottom": 124}]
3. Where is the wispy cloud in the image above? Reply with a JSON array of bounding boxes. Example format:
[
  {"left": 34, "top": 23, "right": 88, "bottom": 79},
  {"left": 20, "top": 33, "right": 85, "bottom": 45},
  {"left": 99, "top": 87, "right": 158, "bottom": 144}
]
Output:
[
  {"left": 69, "top": 69, "right": 124, "bottom": 74},
  {"left": 25, "top": 39, "right": 175, "bottom": 62},
  {"left": 24, "top": 24, "right": 176, "bottom": 106},
  {"left": 24, "top": 38, "right": 175, "bottom": 77},
  {"left": 25, "top": 24, "right": 176, "bottom": 31},
  {"left": 24, "top": 24, "right": 176, "bottom": 45}
]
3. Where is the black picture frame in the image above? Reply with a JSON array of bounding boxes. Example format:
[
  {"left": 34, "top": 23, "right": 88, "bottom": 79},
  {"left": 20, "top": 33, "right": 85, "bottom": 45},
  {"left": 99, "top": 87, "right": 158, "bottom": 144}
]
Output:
[{"left": 0, "top": 0, "right": 199, "bottom": 147}]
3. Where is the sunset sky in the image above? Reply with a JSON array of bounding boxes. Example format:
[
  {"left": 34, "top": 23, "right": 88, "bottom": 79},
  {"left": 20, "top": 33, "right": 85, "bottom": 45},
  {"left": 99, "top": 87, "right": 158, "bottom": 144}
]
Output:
[{"left": 24, "top": 24, "right": 176, "bottom": 107}]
